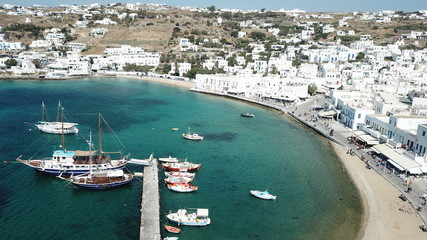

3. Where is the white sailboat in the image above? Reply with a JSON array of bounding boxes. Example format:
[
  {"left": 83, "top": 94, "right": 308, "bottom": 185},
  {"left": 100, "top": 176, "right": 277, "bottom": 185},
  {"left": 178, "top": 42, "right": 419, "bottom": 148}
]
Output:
[{"left": 34, "top": 101, "right": 79, "bottom": 134}]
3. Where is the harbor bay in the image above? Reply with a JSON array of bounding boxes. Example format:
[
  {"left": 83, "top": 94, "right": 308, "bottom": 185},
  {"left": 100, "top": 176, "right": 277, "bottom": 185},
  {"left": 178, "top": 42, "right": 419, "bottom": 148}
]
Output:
[{"left": 0, "top": 77, "right": 362, "bottom": 239}]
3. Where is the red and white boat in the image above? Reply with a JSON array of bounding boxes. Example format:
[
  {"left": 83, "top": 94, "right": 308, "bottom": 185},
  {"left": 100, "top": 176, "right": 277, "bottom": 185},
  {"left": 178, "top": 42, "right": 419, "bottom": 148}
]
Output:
[
  {"left": 164, "top": 176, "right": 193, "bottom": 184},
  {"left": 167, "top": 183, "right": 198, "bottom": 192},
  {"left": 165, "top": 171, "right": 196, "bottom": 178},
  {"left": 182, "top": 127, "right": 204, "bottom": 141},
  {"left": 165, "top": 225, "right": 181, "bottom": 234},
  {"left": 162, "top": 162, "right": 201, "bottom": 171}
]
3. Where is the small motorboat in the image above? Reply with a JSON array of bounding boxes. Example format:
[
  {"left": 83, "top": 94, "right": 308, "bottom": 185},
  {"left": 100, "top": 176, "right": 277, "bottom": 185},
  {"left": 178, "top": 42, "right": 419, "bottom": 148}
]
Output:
[
  {"left": 164, "top": 176, "right": 193, "bottom": 184},
  {"left": 167, "top": 183, "right": 198, "bottom": 193},
  {"left": 158, "top": 156, "right": 179, "bottom": 163},
  {"left": 171, "top": 128, "right": 179, "bottom": 131},
  {"left": 165, "top": 171, "right": 196, "bottom": 178},
  {"left": 166, "top": 208, "right": 210, "bottom": 226},
  {"left": 165, "top": 225, "right": 181, "bottom": 234},
  {"left": 182, "top": 127, "right": 204, "bottom": 141},
  {"left": 182, "top": 133, "right": 204, "bottom": 141},
  {"left": 241, "top": 113, "right": 255, "bottom": 117},
  {"left": 250, "top": 190, "right": 276, "bottom": 200},
  {"left": 162, "top": 162, "right": 201, "bottom": 172},
  {"left": 164, "top": 237, "right": 179, "bottom": 240}
]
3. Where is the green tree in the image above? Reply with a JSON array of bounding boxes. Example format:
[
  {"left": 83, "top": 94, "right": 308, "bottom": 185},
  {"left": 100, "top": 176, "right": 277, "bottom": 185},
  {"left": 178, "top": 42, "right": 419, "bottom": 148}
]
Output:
[
  {"left": 249, "top": 31, "right": 266, "bottom": 41},
  {"left": 356, "top": 52, "right": 365, "bottom": 61},
  {"left": 5, "top": 59, "right": 18, "bottom": 69},
  {"left": 207, "top": 6, "right": 216, "bottom": 12},
  {"left": 308, "top": 84, "right": 317, "bottom": 96}
]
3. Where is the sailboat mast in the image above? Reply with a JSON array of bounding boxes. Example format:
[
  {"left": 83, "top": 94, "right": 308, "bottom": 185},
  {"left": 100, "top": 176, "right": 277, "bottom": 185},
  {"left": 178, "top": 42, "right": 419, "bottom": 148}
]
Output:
[
  {"left": 57, "top": 101, "right": 61, "bottom": 122},
  {"left": 98, "top": 113, "right": 103, "bottom": 154},
  {"left": 41, "top": 101, "right": 46, "bottom": 121},
  {"left": 61, "top": 113, "right": 65, "bottom": 152}
]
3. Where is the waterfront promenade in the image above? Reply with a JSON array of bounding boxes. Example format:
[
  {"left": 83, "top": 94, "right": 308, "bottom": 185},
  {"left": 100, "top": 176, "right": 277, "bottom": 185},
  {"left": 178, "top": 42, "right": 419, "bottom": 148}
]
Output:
[{"left": 139, "top": 158, "right": 161, "bottom": 240}]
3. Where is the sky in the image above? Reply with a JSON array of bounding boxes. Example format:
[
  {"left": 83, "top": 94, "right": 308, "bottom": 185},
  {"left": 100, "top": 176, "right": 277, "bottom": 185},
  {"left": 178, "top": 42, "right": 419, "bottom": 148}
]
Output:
[{"left": 6, "top": 0, "right": 427, "bottom": 12}]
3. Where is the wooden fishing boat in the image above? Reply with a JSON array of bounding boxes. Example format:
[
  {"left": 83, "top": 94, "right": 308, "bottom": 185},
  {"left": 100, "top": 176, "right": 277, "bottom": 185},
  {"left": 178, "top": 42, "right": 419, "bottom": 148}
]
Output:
[
  {"left": 165, "top": 225, "right": 181, "bottom": 234},
  {"left": 182, "top": 127, "right": 204, "bottom": 141},
  {"left": 167, "top": 183, "right": 198, "bottom": 193},
  {"left": 164, "top": 176, "right": 193, "bottom": 184},
  {"left": 162, "top": 162, "right": 201, "bottom": 171},
  {"left": 164, "top": 171, "right": 196, "bottom": 178},
  {"left": 166, "top": 208, "right": 210, "bottom": 226}
]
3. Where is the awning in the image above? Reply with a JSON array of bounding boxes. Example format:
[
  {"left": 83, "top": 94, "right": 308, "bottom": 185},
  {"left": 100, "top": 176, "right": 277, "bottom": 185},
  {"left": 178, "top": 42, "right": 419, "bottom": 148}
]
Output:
[
  {"left": 272, "top": 96, "right": 297, "bottom": 101},
  {"left": 74, "top": 150, "right": 97, "bottom": 156},
  {"left": 408, "top": 167, "right": 423, "bottom": 174},
  {"left": 352, "top": 130, "right": 367, "bottom": 137},
  {"left": 387, "top": 159, "right": 405, "bottom": 171},
  {"left": 372, "top": 144, "right": 422, "bottom": 174},
  {"left": 318, "top": 110, "right": 335, "bottom": 118},
  {"left": 371, "top": 144, "right": 395, "bottom": 155},
  {"left": 384, "top": 151, "right": 421, "bottom": 172},
  {"left": 357, "top": 134, "right": 379, "bottom": 145}
]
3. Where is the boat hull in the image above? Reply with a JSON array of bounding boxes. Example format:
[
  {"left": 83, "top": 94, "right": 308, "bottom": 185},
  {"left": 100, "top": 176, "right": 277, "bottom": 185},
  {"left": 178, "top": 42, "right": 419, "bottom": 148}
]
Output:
[
  {"left": 72, "top": 178, "right": 132, "bottom": 189},
  {"left": 182, "top": 133, "right": 204, "bottom": 141},
  {"left": 33, "top": 165, "right": 126, "bottom": 176},
  {"left": 167, "top": 219, "right": 209, "bottom": 226},
  {"left": 165, "top": 225, "right": 181, "bottom": 234},
  {"left": 37, "top": 126, "right": 78, "bottom": 134},
  {"left": 18, "top": 159, "right": 128, "bottom": 176},
  {"left": 250, "top": 190, "right": 276, "bottom": 200},
  {"left": 167, "top": 183, "right": 198, "bottom": 192}
]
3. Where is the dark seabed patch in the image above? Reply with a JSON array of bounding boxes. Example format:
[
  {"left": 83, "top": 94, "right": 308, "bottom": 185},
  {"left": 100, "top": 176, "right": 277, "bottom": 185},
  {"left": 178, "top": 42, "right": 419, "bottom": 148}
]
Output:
[{"left": 204, "top": 132, "right": 238, "bottom": 141}]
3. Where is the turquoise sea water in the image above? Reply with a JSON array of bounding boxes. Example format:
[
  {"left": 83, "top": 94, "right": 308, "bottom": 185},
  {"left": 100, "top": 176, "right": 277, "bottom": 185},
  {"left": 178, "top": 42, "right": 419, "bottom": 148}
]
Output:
[{"left": 0, "top": 78, "right": 362, "bottom": 239}]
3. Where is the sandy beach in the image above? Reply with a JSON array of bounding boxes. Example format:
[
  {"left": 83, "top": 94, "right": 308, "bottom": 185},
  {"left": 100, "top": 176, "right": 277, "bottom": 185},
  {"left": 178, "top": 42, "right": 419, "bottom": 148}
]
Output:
[{"left": 332, "top": 143, "right": 426, "bottom": 239}]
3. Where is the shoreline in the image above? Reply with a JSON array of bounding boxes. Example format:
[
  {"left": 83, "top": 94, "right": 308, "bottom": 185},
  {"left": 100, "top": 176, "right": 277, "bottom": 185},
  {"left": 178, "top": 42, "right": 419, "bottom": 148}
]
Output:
[
  {"left": 97, "top": 74, "right": 196, "bottom": 89},
  {"left": 5, "top": 75, "right": 426, "bottom": 238},
  {"left": 189, "top": 89, "right": 426, "bottom": 239}
]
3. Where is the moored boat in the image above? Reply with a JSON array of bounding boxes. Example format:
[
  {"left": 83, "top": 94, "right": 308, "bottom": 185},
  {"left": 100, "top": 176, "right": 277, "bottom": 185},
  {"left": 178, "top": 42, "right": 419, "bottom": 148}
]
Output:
[
  {"left": 158, "top": 156, "right": 179, "bottom": 163},
  {"left": 162, "top": 162, "right": 201, "bottom": 171},
  {"left": 166, "top": 208, "right": 210, "bottom": 226},
  {"left": 165, "top": 225, "right": 181, "bottom": 234},
  {"left": 34, "top": 101, "right": 79, "bottom": 134},
  {"left": 241, "top": 112, "right": 255, "bottom": 117},
  {"left": 164, "top": 176, "right": 193, "bottom": 184},
  {"left": 60, "top": 169, "right": 133, "bottom": 189},
  {"left": 250, "top": 190, "right": 276, "bottom": 200},
  {"left": 17, "top": 149, "right": 127, "bottom": 176},
  {"left": 182, "top": 127, "right": 204, "bottom": 141},
  {"left": 167, "top": 183, "right": 198, "bottom": 193},
  {"left": 165, "top": 171, "right": 196, "bottom": 178}
]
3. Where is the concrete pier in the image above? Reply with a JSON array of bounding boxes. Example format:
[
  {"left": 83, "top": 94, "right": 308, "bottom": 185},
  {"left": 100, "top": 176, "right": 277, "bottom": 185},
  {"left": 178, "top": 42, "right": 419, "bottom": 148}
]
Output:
[{"left": 140, "top": 158, "right": 161, "bottom": 240}]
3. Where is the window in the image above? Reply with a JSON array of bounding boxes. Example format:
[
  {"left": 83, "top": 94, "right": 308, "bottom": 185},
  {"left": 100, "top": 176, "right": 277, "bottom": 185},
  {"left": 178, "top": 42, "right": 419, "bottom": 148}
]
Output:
[
  {"left": 423, "top": 131, "right": 426, "bottom": 137},
  {"left": 358, "top": 114, "right": 361, "bottom": 118}
]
